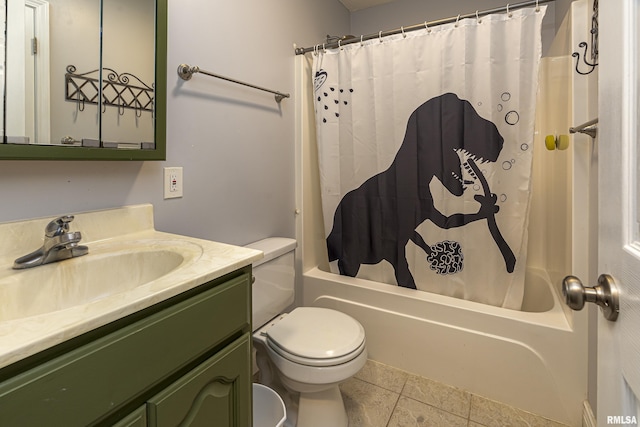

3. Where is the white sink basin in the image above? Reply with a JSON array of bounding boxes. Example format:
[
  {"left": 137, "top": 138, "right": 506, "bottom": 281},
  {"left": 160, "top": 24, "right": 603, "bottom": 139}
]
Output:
[{"left": 0, "top": 241, "right": 200, "bottom": 322}]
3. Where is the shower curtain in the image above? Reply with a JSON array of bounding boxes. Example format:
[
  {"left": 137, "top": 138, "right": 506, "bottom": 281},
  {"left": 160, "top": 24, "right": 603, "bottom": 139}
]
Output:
[{"left": 312, "top": 6, "right": 546, "bottom": 309}]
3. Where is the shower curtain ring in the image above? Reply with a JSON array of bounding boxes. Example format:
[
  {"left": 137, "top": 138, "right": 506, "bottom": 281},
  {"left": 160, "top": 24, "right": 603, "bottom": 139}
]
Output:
[
  {"left": 322, "top": 43, "right": 326, "bottom": 53},
  {"left": 535, "top": 0, "right": 540, "bottom": 12},
  {"left": 360, "top": 35, "right": 364, "bottom": 46},
  {"left": 379, "top": 30, "right": 383, "bottom": 43},
  {"left": 338, "top": 39, "right": 342, "bottom": 50},
  {"left": 401, "top": 26, "right": 406, "bottom": 38},
  {"left": 507, "top": 4, "right": 512, "bottom": 17},
  {"left": 425, "top": 21, "right": 431, "bottom": 33},
  {"left": 455, "top": 14, "right": 461, "bottom": 27},
  {"left": 476, "top": 10, "right": 482, "bottom": 23}
]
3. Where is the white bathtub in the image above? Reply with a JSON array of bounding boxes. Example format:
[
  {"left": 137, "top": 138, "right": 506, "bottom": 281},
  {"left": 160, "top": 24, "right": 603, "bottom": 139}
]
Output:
[{"left": 301, "top": 266, "right": 584, "bottom": 425}]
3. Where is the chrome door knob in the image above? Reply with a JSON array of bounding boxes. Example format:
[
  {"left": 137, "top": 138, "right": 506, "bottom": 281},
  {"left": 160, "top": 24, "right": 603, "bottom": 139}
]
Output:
[{"left": 562, "top": 274, "right": 620, "bottom": 321}]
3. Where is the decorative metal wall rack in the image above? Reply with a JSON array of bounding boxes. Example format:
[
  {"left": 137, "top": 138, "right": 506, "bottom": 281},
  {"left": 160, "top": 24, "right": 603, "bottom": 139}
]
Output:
[
  {"left": 65, "top": 65, "right": 154, "bottom": 115},
  {"left": 572, "top": 0, "right": 598, "bottom": 75}
]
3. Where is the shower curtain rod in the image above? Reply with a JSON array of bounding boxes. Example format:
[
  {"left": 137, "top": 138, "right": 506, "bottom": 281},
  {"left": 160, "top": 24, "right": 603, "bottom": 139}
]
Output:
[{"left": 294, "top": 0, "right": 554, "bottom": 55}]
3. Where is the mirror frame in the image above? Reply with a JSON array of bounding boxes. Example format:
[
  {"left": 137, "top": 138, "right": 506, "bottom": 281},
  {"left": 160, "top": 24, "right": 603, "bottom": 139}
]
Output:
[{"left": 0, "top": 0, "right": 167, "bottom": 161}]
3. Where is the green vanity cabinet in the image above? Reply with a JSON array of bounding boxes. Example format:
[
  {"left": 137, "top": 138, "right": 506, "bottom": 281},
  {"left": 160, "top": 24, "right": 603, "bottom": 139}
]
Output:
[{"left": 0, "top": 267, "right": 253, "bottom": 427}]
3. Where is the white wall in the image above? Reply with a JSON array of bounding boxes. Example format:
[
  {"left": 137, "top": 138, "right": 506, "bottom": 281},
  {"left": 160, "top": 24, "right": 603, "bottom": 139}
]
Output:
[{"left": 0, "top": 0, "right": 350, "bottom": 247}]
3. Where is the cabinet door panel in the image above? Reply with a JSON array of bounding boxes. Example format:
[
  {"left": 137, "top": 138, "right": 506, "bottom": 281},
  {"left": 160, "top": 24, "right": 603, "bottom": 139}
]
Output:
[
  {"left": 147, "top": 334, "right": 251, "bottom": 427},
  {"left": 113, "top": 406, "right": 147, "bottom": 427}
]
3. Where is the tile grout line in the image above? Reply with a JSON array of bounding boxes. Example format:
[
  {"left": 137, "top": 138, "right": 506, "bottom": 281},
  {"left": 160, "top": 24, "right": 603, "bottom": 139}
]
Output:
[
  {"left": 358, "top": 366, "right": 475, "bottom": 426},
  {"left": 354, "top": 372, "right": 410, "bottom": 395},
  {"left": 395, "top": 394, "right": 473, "bottom": 426},
  {"left": 385, "top": 377, "right": 409, "bottom": 427},
  {"left": 384, "top": 389, "right": 402, "bottom": 427}
]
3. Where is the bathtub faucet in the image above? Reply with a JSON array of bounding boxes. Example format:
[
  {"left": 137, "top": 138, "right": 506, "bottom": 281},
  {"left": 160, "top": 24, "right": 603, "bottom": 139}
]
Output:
[{"left": 13, "top": 215, "right": 89, "bottom": 269}]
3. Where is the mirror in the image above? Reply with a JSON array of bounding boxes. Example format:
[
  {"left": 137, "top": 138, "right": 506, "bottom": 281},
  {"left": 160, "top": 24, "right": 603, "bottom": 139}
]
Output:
[{"left": 0, "top": 0, "right": 167, "bottom": 160}]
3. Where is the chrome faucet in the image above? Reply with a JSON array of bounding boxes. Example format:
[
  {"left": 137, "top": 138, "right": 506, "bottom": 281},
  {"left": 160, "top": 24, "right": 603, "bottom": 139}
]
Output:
[{"left": 13, "top": 215, "right": 89, "bottom": 269}]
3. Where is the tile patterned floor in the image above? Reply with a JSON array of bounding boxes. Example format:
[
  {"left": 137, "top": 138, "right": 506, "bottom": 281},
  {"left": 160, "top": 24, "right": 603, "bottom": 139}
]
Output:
[{"left": 338, "top": 360, "right": 572, "bottom": 427}]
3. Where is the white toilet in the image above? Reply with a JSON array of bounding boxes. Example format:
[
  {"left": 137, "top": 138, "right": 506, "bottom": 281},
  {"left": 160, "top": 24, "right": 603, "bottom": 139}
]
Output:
[{"left": 247, "top": 238, "right": 367, "bottom": 427}]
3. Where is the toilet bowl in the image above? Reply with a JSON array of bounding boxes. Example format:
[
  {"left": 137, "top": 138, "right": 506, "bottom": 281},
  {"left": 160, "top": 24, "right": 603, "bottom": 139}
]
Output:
[
  {"left": 254, "top": 308, "right": 367, "bottom": 427},
  {"left": 247, "top": 238, "right": 367, "bottom": 427}
]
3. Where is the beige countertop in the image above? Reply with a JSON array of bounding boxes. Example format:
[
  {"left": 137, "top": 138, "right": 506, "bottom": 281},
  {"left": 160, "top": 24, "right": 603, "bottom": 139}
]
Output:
[{"left": 0, "top": 204, "right": 262, "bottom": 369}]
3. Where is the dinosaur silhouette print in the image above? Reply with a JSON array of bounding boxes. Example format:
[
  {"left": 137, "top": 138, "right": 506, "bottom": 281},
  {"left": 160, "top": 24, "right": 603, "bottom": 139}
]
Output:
[{"left": 326, "top": 93, "right": 511, "bottom": 289}]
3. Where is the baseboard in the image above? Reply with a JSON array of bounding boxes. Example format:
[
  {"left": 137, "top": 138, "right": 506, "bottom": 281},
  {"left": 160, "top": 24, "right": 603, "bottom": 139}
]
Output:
[{"left": 583, "top": 400, "right": 597, "bottom": 427}]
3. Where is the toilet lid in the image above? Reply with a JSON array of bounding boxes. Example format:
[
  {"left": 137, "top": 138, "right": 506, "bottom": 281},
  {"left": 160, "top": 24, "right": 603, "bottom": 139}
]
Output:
[{"left": 266, "top": 307, "right": 365, "bottom": 360}]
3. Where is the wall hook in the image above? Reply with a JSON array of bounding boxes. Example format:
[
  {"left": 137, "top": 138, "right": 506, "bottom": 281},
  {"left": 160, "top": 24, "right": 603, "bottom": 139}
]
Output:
[{"left": 572, "top": 41, "right": 598, "bottom": 75}]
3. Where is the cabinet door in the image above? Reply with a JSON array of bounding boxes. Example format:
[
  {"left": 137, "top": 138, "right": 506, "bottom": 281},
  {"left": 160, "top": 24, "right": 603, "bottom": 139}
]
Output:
[
  {"left": 147, "top": 334, "right": 252, "bottom": 427},
  {"left": 113, "top": 406, "right": 147, "bottom": 427}
]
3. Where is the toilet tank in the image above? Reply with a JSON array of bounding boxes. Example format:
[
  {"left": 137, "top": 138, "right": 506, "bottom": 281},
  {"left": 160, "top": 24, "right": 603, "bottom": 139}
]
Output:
[{"left": 245, "top": 238, "right": 297, "bottom": 331}]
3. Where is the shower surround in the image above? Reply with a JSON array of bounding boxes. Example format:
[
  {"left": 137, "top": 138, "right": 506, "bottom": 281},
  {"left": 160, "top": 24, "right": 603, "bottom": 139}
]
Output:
[{"left": 294, "top": 2, "right": 594, "bottom": 425}]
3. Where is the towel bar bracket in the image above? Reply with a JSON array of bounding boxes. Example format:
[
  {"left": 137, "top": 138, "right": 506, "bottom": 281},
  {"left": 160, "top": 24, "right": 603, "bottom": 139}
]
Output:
[
  {"left": 569, "top": 118, "right": 598, "bottom": 138},
  {"left": 177, "top": 64, "right": 197, "bottom": 81}
]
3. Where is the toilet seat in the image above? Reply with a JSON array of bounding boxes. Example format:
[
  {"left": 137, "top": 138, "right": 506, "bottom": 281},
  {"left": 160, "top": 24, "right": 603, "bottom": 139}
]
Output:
[
  {"left": 264, "top": 307, "right": 366, "bottom": 367},
  {"left": 268, "top": 337, "right": 367, "bottom": 367}
]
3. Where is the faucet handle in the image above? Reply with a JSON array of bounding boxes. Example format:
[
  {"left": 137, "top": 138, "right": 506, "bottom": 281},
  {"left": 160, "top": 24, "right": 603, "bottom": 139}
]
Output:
[{"left": 45, "top": 215, "right": 75, "bottom": 237}]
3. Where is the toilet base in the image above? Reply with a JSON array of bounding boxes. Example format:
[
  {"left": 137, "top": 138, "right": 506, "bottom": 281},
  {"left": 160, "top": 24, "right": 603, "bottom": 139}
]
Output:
[{"left": 296, "top": 385, "right": 348, "bottom": 427}]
